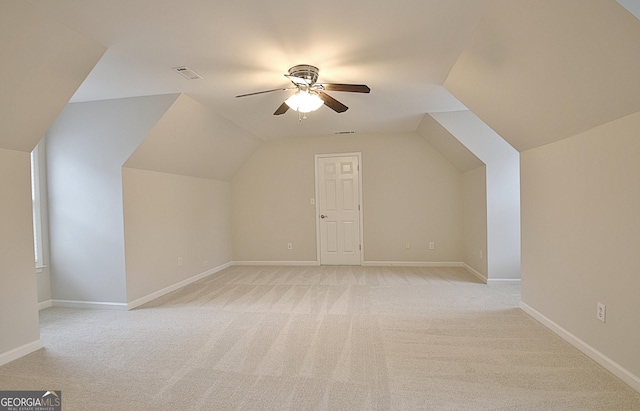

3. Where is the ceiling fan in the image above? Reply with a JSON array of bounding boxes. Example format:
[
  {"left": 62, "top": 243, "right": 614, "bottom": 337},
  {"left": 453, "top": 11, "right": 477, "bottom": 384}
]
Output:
[{"left": 235, "top": 64, "right": 370, "bottom": 116}]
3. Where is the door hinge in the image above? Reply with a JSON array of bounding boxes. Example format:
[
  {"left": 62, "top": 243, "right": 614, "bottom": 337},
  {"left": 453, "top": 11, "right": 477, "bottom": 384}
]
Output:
[
  {"left": 359, "top": 244, "right": 361, "bottom": 250},
  {"left": 357, "top": 164, "right": 360, "bottom": 171},
  {"left": 358, "top": 204, "right": 360, "bottom": 211}
]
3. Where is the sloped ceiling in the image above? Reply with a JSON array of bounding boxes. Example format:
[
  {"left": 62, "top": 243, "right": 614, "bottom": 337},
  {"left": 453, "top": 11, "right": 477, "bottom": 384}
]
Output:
[
  {"left": 0, "top": 1, "right": 105, "bottom": 152},
  {"left": 24, "top": 0, "right": 486, "bottom": 141},
  {"left": 444, "top": 0, "right": 640, "bottom": 152},
  {"left": 10, "top": 1, "right": 639, "bottom": 156},
  {"left": 124, "top": 94, "right": 261, "bottom": 181},
  {"left": 416, "top": 114, "right": 484, "bottom": 172}
]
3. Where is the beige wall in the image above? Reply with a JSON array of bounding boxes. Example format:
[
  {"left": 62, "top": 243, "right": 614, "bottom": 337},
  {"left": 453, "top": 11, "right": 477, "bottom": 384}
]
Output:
[
  {"left": 0, "top": 1, "right": 104, "bottom": 362},
  {"left": 231, "top": 132, "right": 464, "bottom": 263},
  {"left": 430, "top": 111, "right": 520, "bottom": 280},
  {"left": 0, "top": 149, "right": 40, "bottom": 357},
  {"left": 521, "top": 111, "right": 640, "bottom": 380},
  {"left": 123, "top": 168, "right": 232, "bottom": 302},
  {"left": 462, "top": 166, "right": 487, "bottom": 278},
  {"left": 46, "top": 95, "right": 178, "bottom": 304},
  {"left": 124, "top": 94, "right": 261, "bottom": 181}
]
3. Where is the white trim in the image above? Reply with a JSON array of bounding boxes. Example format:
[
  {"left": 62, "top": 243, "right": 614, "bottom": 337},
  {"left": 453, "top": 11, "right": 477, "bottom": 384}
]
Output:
[
  {"left": 463, "top": 263, "right": 488, "bottom": 283},
  {"left": 52, "top": 300, "right": 128, "bottom": 310},
  {"left": 520, "top": 301, "right": 640, "bottom": 393},
  {"left": 0, "top": 339, "right": 44, "bottom": 367},
  {"left": 127, "top": 261, "right": 232, "bottom": 310},
  {"left": 315, "top": 156, "right": 320, "bottom": 263},
  {"left": 463, "top": 263, "right": 521, "bottom": 284},
  {"left": 315, "top": 152, "right": 364, "bottom": 266},
  {"left": 232, "top": 261, "right": 320, "bottom": 267},
  {"left": 362, "top": 261, "right": 464, "bottom": 267},
  {"left": 487, "top": 278, "right": 521, "bottom": 284},
  {"left": 38, "top": 299, "right": 53, "bottom": 310},
  {"left": 30, "top": 146, "right": 44, "bottom": 267},
  {"left": 230, "top": 261, "right": 511, "bottom": 285}
]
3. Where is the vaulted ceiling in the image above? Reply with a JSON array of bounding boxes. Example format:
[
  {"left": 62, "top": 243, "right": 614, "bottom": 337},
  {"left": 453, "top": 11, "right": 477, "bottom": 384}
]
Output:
[
  {"left": 9, "top": 0, "right": 640, "bottom": 159},
  {"left": 23, "top": 0, "right": 488, "bottom": 141},
  {"left": 0, "top": 1, "right": 105, "bottom": 152}
]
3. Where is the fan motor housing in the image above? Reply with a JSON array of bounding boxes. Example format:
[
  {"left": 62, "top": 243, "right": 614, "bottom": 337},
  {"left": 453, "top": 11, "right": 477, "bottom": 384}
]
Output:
[{"left": 288, "top": 64, "right": 319, "bottom": 86}]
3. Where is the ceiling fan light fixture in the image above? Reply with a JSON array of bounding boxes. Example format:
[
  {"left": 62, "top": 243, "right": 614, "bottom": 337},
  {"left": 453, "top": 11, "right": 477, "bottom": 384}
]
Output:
[
  {"left": 236, "top": 64, "right": 369, "bottom": 116},
  {"left": 285, "top": 90, "right": 324, "bottom": 113}
]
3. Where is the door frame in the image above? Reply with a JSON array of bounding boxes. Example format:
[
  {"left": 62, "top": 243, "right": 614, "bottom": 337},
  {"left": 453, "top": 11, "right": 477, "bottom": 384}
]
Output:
[{"left": 314, "top": 152, "right": 364, "bottom": 265}]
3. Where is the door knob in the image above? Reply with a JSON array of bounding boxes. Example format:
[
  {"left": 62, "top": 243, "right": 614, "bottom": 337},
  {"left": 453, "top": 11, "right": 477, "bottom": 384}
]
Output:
[{"left": 320, "top": 215, "right": 328, "bottom": 219}]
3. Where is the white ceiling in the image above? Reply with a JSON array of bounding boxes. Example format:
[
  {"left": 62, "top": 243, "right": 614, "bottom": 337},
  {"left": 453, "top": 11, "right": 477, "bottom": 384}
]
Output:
[{"left": 25, "top": 0, "right": 488, "bottom": 141}]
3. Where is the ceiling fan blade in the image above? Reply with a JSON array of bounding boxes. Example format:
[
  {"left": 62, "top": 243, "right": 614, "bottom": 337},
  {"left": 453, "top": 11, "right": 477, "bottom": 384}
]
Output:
[
  {"left": 284, "top": 74, "right": 311, "bottom": 86},
  {"left": 318, "top": 91, "right": 348, "bottom": 113},
  {"left": 235, "top": 88, "right": 289, "bottom": 98},
  {"left": 273, "top": 102, "right": 289, "bottom": 115},
  {"left": 320, "top": 83, "right": 371, "bottom": 93}
]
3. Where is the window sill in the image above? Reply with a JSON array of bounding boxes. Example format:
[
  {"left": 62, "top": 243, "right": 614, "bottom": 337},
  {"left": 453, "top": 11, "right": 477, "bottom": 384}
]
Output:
[{"left": 36, "top": 265, "right": 47, "bottom": 274}]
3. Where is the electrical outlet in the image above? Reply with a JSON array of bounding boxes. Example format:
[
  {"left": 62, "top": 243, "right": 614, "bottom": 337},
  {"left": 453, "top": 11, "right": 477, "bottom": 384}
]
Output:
[
  {"left": 597, "top": 302, "right": 606, "bottom": 323},
  {"left": 405, "top": 241, "right": 411, "bottom": 250},
  {"left": 429, "top": 242, "right": 435, "bottom": 250},
  {"left": 203, "top": 260, "right": 208, "bottom": 267},
  {"left": 287, "top": 243, "right": 292, "bottom": 250},
  {"left": 177, "top": 257, "right": 183, "bottom": 267}
]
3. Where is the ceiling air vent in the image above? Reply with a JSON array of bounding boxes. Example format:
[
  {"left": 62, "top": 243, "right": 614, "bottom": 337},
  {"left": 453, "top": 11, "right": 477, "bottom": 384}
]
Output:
[
  {"left": 173, "top": 66, "right": 202, "bottom": 80},
  {"left": 334, "top": 130, "right": 356, "bottom": 135}
]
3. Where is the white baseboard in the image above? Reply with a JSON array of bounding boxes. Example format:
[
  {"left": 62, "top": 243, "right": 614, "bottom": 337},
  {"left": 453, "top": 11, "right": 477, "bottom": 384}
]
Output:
[
  {"left": 462, "top": 263, "right": 521, "bottom": 284},
  {"left": 235, "top": 261, "right": 461, "bottom": 267},
  {"left": 487, "top": 278, "right": 521, "bottom": 284},
  {"left": 127, "top": 261, "right": 232, "bottom": 310},
  {"left": 0, "top": 339, "right": 44, "bottom": 367},
  {"left": 232, "top": 261, "right": 320, "bottom": 266},
  {"left": 362, "top": 261, "right": 464, "bottom": 267},
  {"left": 463, "top": 263, "right": 487, "bottom": 283},
  {"left": 38, "top": 299, "right": 53, "bottom": 310},
  {"left": 229, "top": 261, "right": 519, "bottom": 286},
  {"left": 520, "top": 301, "right": 640, "bottom": 393},
  {"left": 52, "top": 300, "right": 128, "bottom": 310}
]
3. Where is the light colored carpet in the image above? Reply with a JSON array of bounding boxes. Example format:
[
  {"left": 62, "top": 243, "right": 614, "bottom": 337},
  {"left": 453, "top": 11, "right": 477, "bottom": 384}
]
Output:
[{"left": 1, "top": 265, "right": 638, "bottom": 410}]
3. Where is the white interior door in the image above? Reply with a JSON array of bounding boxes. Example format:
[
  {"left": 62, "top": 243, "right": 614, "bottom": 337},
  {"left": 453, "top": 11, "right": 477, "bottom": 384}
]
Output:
[{"left": 316, "top": 154, "right": 362, "bottom": 265}]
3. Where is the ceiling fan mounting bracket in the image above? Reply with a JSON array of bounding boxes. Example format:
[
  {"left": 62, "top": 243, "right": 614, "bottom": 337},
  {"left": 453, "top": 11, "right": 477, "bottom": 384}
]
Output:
[{"left": 287, "top": 64, "right": 319, "bottom": 86}]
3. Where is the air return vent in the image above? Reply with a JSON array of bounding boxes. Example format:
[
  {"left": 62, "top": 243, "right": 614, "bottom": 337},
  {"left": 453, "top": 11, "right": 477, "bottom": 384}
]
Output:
[
  {"left": 334, "top": 130, "right": 356, "bottom": 135},
  {"left": 173, "top": 66, "right": 202, "bottom": 80}
]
